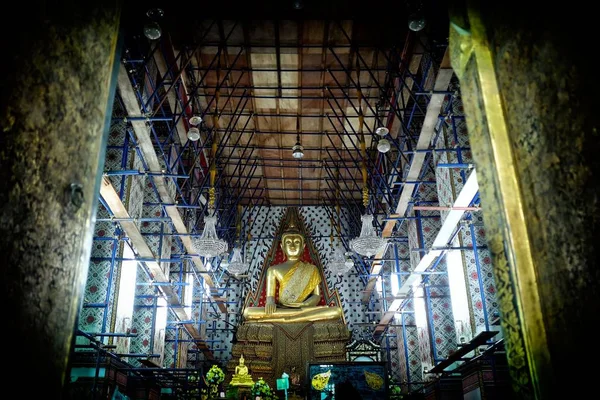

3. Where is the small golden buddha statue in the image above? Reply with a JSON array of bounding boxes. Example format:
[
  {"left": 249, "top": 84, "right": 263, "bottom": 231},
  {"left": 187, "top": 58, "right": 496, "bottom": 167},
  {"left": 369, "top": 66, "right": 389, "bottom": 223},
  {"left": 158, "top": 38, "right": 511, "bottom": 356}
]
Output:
[
  {"left": 242, "top": 221, "right": 343, "bottom": 323},
  {"left": 229, "top": 354, "right": 254, "bottom": 387}
]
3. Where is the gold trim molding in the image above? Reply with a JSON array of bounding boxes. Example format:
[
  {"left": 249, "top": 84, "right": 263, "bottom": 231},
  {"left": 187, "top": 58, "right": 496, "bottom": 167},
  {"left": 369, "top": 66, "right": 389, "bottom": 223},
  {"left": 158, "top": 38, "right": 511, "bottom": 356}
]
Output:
[{"left": 449, "top": 2, "right": 552, "bottom": 398}]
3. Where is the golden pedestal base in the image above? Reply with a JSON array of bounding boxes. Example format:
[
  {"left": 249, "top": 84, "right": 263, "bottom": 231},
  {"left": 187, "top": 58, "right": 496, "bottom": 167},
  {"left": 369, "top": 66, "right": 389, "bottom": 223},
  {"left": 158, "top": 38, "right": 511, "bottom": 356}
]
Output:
[
  {"left": 225, "top": 385, "right": 252, "bottom": 400},
  {"left": 227, "top": 321, "right": 350, "bottom": 391}
]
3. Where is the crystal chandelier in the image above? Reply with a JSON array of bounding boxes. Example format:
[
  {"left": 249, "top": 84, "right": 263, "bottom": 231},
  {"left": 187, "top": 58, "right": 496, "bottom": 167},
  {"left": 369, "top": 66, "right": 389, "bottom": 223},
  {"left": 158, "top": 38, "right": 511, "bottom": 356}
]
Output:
[
  {"left": 194, "top": 208, "right": 228, "bottom": 258},
  {"left": 327, "top": 200, "right": 353, "bottom": 275},
  {"left": 350, "top": 88, "right": 386, "bottom": 257},
  {"left": 327, "top": 247, "right": 353, "bottom": 275},
  {"left": 193, "top": 114, "right": 228, "bottom": 259},
  {"left": 350, "top": 213, "right": 387, "bottom": 257},
  {"left": 227, "top": 246, "right": 249, "bottom": 276}
]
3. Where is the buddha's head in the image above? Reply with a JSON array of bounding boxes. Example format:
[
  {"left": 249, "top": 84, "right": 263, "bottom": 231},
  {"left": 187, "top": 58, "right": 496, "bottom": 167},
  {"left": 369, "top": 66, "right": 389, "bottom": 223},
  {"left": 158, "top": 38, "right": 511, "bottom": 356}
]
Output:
[
  {"left": 281, "top": 221, "right": 304, "bottom": 260},
  {"left": 239, "top": 354, "right": 245, "bottom": 365}
]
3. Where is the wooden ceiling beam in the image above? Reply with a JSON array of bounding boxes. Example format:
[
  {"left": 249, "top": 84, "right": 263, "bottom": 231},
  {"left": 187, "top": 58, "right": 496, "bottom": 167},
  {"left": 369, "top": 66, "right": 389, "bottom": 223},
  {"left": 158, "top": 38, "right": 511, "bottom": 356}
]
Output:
[
  {"left": 99, "top": 177, "right": 215, "bottom": 359},
  {"left": 117, "top": 65, "right": 227, "bottom": 313},
  {"left": 362, "top": 48, "right": 454, "bottom": 303}
]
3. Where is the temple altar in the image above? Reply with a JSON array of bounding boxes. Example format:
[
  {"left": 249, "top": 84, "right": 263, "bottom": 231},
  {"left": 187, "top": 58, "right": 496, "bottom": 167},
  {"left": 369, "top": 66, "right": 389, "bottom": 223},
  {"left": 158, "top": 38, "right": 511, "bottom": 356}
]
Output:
[
  {"left": 228, "top": 208, "right": 350, "bottom": 392},
  {"left": 227, "top": 321, "right": 350, "bottom": 388}
]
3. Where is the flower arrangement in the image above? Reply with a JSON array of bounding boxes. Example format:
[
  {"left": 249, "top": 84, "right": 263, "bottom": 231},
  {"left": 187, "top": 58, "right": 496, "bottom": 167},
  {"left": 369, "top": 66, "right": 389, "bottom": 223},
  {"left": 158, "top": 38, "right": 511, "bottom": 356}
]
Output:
[
  {"left": 251, "top": 378, "right": 278, "bottom": 400},
  {"left": 206, "top": 365, "right": 225, "bottom": 386},
  {"left": 388, "top": 374, "right": 402, "bottom": 399}
]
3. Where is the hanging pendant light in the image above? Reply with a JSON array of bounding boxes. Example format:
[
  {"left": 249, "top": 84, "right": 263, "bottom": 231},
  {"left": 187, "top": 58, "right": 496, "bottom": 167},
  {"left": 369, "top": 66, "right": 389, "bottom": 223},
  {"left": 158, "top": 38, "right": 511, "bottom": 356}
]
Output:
[
  {"left": 187, "top": 127, "right": 201, "bottom": 141},
  {"left": 227, "top": 246, "right": 249, "bottom": 276},
  {"left": 377, "top": 138, "right": 391, "bottom": 153},
  {"left": 189, "top": 115, "right": 203, "bottom": 126},
  {"left": 351, "top": 74, "right": 386, "bottom": 257},
  {"left": 375, "top": 126, "right": 389, "bottom": 136},
  {"left": 328, "top": 246, "right": 349, "bottom": 275},
  {"left": 344, "top": 252, "right": 355, "bottom": 270},
  {"left": 327, "top": 202, "right": 353, "bottom": 275},
  {"left": 187, "top": 87, "right": 202, "bottom": 140},
  {"left": 194, "top": 208, "right": 228, "bottom": 258},
  {"left": 194, "top": 110, "right": 227, "bottom": 258},
  {"left": 226, "top": 206, "right": 249, "bottom": 275},
  {"left": 328, "top": 246, "right": 354, "bottom": 275},
  {"left": 143, "top": 8, "right": 164, "bottom": 40},
  {"left": 350, "top": 213, "right": 387, "bottom": 257},
  {"left": 292, "top": 133, "right": 304, "bottom": 159}
]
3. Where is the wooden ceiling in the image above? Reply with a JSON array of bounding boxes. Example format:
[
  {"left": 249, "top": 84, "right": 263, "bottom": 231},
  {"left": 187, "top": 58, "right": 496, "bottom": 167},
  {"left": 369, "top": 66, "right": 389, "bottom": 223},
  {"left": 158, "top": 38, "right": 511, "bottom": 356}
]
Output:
[
  {"left": 182, "top": 20, "right": 401, "bottom": 206},
  {"left": 117, "top": 1, "right": 451, "bottom": 209}
]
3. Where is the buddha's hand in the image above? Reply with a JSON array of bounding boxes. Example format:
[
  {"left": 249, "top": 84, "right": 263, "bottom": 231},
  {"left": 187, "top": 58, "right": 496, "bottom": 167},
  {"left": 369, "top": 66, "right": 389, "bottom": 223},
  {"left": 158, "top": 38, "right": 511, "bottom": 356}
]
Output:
[
  {"left": 285, "top": 294, "right": 320, "bottom": 308},
  {"left": 265, "top": 296, "right": 276, "bottom": 315},
  {"left": 283, "top": 301, "right": 303, "bottom": 308}
]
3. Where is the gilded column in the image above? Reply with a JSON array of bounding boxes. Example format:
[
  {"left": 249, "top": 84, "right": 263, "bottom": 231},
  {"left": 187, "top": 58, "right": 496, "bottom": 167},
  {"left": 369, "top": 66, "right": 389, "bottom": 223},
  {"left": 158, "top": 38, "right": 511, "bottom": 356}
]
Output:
[{"left": 449, "top": 1, "right": 600, "bottom": 399}]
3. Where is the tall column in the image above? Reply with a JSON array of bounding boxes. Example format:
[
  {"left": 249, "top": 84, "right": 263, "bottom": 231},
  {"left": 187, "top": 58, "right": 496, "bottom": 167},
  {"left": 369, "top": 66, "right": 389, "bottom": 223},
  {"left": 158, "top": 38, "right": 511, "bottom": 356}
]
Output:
[
  {"left": 0, "top": 2, "right": 121, "bottom": 397},
  {"left": 449, "top": 1, "right": 600, "bottom": 399}
]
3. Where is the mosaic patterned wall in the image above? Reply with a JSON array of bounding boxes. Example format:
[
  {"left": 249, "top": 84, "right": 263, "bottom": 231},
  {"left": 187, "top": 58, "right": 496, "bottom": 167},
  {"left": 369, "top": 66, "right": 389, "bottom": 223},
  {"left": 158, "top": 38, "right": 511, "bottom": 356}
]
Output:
[
  {"left": 431, "top": 80, "right": 500, "bottom": 341},
  {"left": 381, "top": 260, "right": 400, "bottom": 382},
  {"left": 426, "top": 266, "right": 457, "bottom": 362},
  {"left": 393, "top": 314, "right": 409, "bottom": 386},
  {"left": 164, "top": 233, "right": 188, "bottom": 368},
  {"left": 299, "top": 206, "right": 373, "bottom": 335},
  {"left": 459, "top": 214, "right": 501, "bottom": 337},
  {"left": 192, "top": 206, "right": 286, "bottom": 365},
  {"left": 127, "top": 162, "right": 179, "bottom": 366},
  {"left": 77, "top": 253, "right": 116, "bottom": 345},
  {"left": 402, "top": 310, "right": 424, "bottom": 393},
  {"left": 394, "top": 72, "right": 471, "bottom": 388},
  {"left": 129, "top": 268, "right": 153, "bottom": 366},
  {"left": 77, "top": 99, "right": 130, "bottom": 348},
  {"left": 391, "top": 75, "right": 502, "bottom": 393}
]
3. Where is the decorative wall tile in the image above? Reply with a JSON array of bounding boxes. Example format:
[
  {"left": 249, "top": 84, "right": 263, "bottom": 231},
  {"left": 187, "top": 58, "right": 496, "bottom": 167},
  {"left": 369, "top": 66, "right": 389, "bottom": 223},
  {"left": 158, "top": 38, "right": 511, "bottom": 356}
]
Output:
[
  {"left": 426, "top": 267, "right": 458, "bottom": 361},
  {"left": 405, "top": 324, "right": 424, "bottom": 393},
  {"left": 83, "top": 261, "right": 111, "bottom": 305},
  {"left": 408, "top": 220, "right": 422, "bottom": 268},
  {"left": 460, "top": 225, "right": 500, "bottom": 335},
  {"left": 128, "top": 154, "right": 146, "bottom": 230},
  {"left": 130, "top": 305, "right": 154, "bottom": 365},
  {"left": 163, "top": 328, "right": 177, "bottom": 368},
  {"left": 394, "top": 315, "right": 409, "bottom": 387},
  {"left": 419, "top": 212, "right": 443, "bottom": 249}
]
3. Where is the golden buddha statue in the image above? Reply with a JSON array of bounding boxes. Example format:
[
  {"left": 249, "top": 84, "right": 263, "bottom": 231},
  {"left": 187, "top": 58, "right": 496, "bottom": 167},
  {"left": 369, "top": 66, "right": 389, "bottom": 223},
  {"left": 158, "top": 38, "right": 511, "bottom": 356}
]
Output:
[
  {"left": 242, "top": 221, "right": 343, "bottom": 323},
  {"left": 229, "top": 354, "right": 254, "bottom": 387}
]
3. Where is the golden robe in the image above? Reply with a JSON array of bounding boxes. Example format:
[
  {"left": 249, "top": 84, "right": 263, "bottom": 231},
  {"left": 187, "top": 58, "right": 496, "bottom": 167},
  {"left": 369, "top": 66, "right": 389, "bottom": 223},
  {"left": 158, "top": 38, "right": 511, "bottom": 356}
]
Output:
[{"left": 278, "top": 261, "right": 321, "bottom": 305}]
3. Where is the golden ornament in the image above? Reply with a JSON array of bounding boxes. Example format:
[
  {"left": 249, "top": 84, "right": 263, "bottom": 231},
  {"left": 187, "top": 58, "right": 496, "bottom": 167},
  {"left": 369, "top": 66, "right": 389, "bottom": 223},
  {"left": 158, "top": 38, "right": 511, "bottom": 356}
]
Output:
[
  {"left": 364, "top": 370, "right": 383, "bottom": 390},
  {"left": 311, "top": 370, "right": 332, "bottom": 391}
]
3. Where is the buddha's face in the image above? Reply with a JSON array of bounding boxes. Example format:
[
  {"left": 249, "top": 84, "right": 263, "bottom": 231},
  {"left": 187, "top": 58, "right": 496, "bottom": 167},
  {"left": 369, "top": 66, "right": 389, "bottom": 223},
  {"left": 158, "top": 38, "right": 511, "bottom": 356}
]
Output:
[{"left": 282, "top": 234, "right": 304, "bottom": 259}]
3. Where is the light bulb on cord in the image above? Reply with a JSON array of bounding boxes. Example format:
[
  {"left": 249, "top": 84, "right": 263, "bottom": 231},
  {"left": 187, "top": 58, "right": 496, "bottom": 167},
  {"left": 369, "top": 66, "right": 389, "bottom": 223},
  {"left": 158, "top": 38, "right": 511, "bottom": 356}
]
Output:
[
  {"left": 292, "top": 134, "right": 304, "bottom": 159},
  {"left": 143, "top": 8, "right": 164, "bottom": 40},
  {"left": 408, "top": 13, "right": 426, "bottom": 32},
  {"left": 189, "top": 115, "right": 203, "bottom": 126},
  {"left": 187, "top": 127, "right": 200, "bottom": 141},
  {"left": 375, "top": 126, "right": 389, "bottom": 136},
  {"left": 144, "top": 21, "right": 161, "bottom": 40},
  {"left": 377, "top": 138, "right": 391, "bottom": 153}
]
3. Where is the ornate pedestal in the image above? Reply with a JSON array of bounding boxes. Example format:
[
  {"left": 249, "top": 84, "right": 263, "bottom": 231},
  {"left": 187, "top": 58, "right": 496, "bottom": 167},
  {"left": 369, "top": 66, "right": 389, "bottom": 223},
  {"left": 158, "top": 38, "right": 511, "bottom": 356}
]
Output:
[
  {"left": 227, "top": 321, "right": 350, "bottom": 391},
  {"left": 225, "top": 385, "right": 252, "bottom": 400}
]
